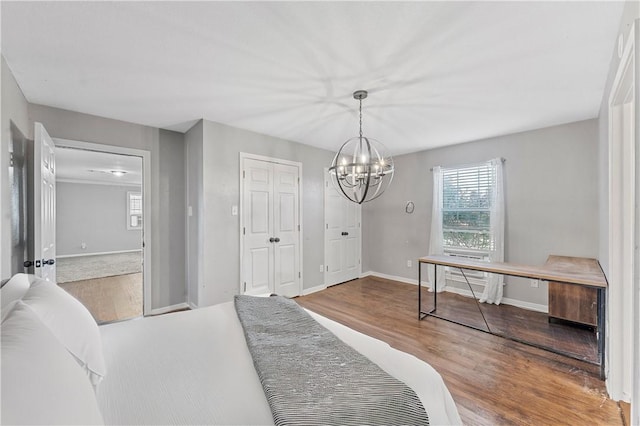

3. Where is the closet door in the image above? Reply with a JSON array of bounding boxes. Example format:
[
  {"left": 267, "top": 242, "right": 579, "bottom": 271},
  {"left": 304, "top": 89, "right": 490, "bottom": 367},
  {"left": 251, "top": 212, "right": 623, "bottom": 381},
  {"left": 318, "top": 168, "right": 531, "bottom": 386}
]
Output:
[
  {"left": 273, "top": 163, "right": 300, "bottom": 297},
  {"left": 241, "top": 155, "right": 301, "bottom": 297},
  {"left": 242, "top": 159, "right": 274, "bottom": 296}
]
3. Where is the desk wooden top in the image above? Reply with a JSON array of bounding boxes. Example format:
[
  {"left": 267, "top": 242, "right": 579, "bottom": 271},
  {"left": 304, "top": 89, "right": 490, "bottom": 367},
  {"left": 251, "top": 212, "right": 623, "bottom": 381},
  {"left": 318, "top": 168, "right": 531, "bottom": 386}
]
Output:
[{"left": 418, "top": 254, "right": 607, "bottom": 288}]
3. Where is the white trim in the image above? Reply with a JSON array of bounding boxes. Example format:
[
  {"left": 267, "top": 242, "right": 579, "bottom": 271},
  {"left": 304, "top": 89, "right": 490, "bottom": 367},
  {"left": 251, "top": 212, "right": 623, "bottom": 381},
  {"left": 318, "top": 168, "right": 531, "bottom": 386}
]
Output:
[
  {"left": 149, "top": 302, "right": 189, "bottom": 316},
  {"left": 239, "top": 152, "right": 303, "bottom": 297},
  {"left": 607, "top": 21, "right": 637, "bottom": 403},
  {"left": 302, "top": 284, "right": 327, "bottom": 296},
  {"left": 361, "top": 270, "right": 547, "bottom": 312},
  {"left": 56, "top": 178, "right": 141, "bottom": 187},
  {"left": 56, "top": 249, "right": 142, "bottom": 258},
  {"left": 188, "top": 301, "right": 199, "bottom": 310},
  {"left": 444, "top": 285, "right": 548, "bottom": 313},
  {"left": 53, "top": 138, "right": 152, "bottom": 317}
]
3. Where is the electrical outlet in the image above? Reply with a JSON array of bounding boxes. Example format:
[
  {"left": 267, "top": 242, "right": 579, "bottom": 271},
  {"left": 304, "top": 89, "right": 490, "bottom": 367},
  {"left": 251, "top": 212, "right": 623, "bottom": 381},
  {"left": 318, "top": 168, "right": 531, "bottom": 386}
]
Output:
[
  {"left": 319, "top": 264, "right": 324, "bottom": 273},
  {"left": 407, "top": 260, "right": 412, "bottom": 268},
  {"left": 530, "top": 279, "right": 539, "bottom": 288}
]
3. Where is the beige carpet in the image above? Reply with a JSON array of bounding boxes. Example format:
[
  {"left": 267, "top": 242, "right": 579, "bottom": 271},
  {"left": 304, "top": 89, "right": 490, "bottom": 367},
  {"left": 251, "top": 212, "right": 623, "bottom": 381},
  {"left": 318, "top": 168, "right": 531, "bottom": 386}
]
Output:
[
  {"left": 56, "top": 251, "right": 142, "bottom": 283},
  {"left": 59, "top": 273, "right": 142, "bottom": 324}
]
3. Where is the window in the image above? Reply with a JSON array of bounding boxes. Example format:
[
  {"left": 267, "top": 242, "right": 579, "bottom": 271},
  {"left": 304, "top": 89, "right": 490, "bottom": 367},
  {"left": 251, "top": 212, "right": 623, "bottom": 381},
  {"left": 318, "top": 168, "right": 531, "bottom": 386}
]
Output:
[
  {"left": 442, "top": 162, "right": 495, "bottom": 252},
  {"left": 428, "top": 158, "right": 504, "bottom": 301},
  {"left": 441, "top": 161, "right": 498, "bottom": 282},
  {"left": 127, "top": 192, "right": 142, "bottom": 230}
]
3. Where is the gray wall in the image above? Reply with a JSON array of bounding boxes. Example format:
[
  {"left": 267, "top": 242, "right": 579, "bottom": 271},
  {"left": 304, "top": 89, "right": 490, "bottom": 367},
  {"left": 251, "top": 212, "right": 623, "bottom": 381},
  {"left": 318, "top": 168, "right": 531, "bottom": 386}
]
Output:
[
  {"left": 187, "top": 119, "right": 333, "bottom": 307},
  {"left": 1, "top": 56, "right": 30, "bottom": 279},
  {"left": 56, "top": 182, "right": 142, "bottom": 256},
  {"left": 28, "top": 104, "right": 187, "bottom": 310},
  {"left": 363, "top": 119, "right": 599, "bottom": 306}
]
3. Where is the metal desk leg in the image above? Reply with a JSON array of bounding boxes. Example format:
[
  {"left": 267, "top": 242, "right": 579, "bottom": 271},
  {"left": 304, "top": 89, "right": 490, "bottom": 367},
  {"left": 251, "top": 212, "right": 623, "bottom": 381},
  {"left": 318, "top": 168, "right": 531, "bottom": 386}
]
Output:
[
  {"left": 597, "top": 287, "right": 606, "bottom": 379},
  {"left": 418, "top": 261, "right": 422, "bottom": 320}
]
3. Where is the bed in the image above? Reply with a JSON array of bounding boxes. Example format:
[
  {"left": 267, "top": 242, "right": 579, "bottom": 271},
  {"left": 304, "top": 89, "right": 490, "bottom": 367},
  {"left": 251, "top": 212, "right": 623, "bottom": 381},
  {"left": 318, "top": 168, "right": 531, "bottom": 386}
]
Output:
[{"left": 1, "top": 273, "right": 462, "bottom": 425}]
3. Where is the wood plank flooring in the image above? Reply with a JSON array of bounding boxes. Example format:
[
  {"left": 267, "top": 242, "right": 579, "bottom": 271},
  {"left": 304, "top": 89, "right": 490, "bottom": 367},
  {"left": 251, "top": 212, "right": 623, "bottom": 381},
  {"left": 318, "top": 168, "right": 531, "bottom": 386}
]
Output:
[
  {"left": 296, "top": 276, "right": 622, "bottom": 426},
  {"left": 59, "top": 273, "right": 142, "bottom": 324}
]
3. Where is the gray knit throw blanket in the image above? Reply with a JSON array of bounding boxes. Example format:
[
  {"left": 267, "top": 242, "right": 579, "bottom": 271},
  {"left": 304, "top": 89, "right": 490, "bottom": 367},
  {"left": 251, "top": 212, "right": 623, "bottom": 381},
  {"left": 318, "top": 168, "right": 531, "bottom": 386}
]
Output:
[{"left": 234, "top": 295, "right": 429, "bottom": 426}]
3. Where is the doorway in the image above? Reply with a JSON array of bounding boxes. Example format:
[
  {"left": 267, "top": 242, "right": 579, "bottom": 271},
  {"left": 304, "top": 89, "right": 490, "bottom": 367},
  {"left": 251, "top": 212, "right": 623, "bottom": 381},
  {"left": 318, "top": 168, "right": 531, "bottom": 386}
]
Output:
[
  {"left": 53, "top": 139, "right": 151, "bottom": 323},
  {"left": 607, "top": 21, "right": 638, "bottom": 417}
]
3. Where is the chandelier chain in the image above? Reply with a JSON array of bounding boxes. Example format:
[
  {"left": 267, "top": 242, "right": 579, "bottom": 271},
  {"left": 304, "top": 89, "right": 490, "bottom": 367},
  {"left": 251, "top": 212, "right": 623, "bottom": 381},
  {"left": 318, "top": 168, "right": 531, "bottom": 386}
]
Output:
[{"left": 359, "top": 97, "right": 363, "bottom": 139}]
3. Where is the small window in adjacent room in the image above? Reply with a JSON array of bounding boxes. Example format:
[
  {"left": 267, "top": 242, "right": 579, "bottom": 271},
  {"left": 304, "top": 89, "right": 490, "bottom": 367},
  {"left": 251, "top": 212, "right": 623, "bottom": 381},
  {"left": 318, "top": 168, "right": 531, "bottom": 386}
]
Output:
[{"left": 127, "top": 192, "right": 142, "bottom": 230}]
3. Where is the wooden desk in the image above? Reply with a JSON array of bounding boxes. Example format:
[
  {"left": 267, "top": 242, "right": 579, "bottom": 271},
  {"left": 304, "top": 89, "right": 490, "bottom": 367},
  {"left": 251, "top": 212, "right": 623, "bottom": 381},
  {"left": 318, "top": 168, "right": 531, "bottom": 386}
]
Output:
[{"left": 417, "top": 254, "right": 607, "bottom": 378}]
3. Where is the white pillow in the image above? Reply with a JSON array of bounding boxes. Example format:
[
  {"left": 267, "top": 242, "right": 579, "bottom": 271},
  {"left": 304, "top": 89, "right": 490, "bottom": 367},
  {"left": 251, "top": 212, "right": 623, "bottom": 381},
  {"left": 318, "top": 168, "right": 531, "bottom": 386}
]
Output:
[
  {"left": 0, "top": 273, "right": 34, "bottom": 319},
  {"left": 1, "top": 301, "right": 104, "bottom": 425},
  {"left": 21, "top": 278, "right": 107, "bottom": 386}
]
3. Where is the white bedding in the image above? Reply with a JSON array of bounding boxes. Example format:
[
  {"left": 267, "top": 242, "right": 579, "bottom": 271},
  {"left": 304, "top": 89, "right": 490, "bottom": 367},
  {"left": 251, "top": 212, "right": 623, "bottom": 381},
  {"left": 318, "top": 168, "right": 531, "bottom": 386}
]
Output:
[{"left": 98, "top": 302, "right": 461, "bottom": 425}]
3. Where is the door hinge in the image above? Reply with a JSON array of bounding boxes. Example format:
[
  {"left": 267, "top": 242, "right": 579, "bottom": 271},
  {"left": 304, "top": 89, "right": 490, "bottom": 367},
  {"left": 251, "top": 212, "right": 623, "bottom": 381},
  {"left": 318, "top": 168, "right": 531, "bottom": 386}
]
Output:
[
  {"left": 9, "top": 153, "right": 14, "bottom": 167},
  {"left": 326, "top": 266, "right": 328, "bottom": 272},
  {"left": 298, "top": 224, "right": 300, "bottom": 231},
  {"left": 243, "top": 170, "right": 246, "bottom": 179},
  {"left": 243, "top": 227, "right": 245, "bottom": 235},
  {"left": 244, "top": 282, "right": 246, "bottom": 292},
  {"left": 326, "top": 223, "right": 328, "bottom": 229},
  {"left": 325, "top": 181, "right": 328, "bottom": 187},
  {"left": 299, "top": 272, "right": 301, "bottom": 278},
  {"left": 359, "top": 259, "right": 361, "bottom": 264}
]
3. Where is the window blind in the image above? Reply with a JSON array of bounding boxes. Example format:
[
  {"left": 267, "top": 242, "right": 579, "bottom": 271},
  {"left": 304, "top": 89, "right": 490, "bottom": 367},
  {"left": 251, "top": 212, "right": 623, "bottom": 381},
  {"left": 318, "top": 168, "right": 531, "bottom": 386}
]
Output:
[{"left": 442, "top": 162, "right": 495, "bottom": 251}]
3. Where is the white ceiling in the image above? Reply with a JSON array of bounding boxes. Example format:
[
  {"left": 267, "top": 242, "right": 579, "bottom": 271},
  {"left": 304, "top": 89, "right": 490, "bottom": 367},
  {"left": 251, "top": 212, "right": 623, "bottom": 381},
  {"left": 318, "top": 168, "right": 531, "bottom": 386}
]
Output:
[
  {"left": 1, "top": 1, "right": 625, "bottom": 155},
  {"left": 55, "top": 146, "right": 142, "bottom": 186}
]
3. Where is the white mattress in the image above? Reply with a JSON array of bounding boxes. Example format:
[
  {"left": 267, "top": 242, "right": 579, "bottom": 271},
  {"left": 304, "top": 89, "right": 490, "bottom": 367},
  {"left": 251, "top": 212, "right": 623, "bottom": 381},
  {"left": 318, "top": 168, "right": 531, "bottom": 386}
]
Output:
[{"left": 98, "top": 302, "right": 461, "bottom": 425}]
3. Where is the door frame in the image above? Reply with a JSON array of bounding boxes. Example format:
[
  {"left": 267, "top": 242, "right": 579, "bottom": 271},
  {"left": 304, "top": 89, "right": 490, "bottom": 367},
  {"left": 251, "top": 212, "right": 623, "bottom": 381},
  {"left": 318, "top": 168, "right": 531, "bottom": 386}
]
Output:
[
  {"left": 53, "top": 138, "right": 152, "bottom": 316},
  {"left": 607, "top": 20, "right": 638, "bottom": 412},
  {"left": 239, "top": 152, "right": 303, "bottom": 296}
]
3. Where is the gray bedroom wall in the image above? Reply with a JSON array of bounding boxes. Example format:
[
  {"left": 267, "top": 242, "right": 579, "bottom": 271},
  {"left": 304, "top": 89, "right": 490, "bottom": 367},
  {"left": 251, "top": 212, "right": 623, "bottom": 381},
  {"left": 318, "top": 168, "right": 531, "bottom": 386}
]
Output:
[
  {"left": 597, "top": 4, "right": 639, "bottom": 279},
  {"left": 192, "top": 119, "right": 333, "bottom": 307},
  {"left": 184, "top": 120, "right": 203, "bottom": 307},
  {"left": 56, "top": 182, "right": 142, "bottom": 256},
  {"left": 362, "top": 119, "right": 599, "bottom": 306},
  {"left": 1, "top": 56, "right": 30, "bottom": 280},
  {"left": 27, "top": 104, "right": 187, "bottom": 310}
]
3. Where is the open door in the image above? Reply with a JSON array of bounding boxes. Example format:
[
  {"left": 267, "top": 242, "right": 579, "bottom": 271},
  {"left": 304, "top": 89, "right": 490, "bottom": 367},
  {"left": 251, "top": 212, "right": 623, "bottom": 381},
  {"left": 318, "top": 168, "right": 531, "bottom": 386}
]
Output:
[{"left": 33, "top": 122, "right": 56, "bottom": 282}]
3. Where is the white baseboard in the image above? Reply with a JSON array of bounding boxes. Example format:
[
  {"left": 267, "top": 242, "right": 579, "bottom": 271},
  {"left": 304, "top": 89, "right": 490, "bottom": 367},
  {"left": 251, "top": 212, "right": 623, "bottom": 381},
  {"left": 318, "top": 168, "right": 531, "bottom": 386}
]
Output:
[
  {"left": 57, "top": 249, "right": 142, "bottom": 259},
  {"left": 188, "top": 301, "right": 198, "bottom": 310},
  {"left": 362, "top": 270, "right": 548, "bottom": 313},
  {"left": 149, "top": 302, "right": 189, "bottom": 316},
  {"left": 302, "top": 284, "right": 327, "bottom": 296},
  {"left": 361, "top": 270, "right": 419, "bottom": 285}
]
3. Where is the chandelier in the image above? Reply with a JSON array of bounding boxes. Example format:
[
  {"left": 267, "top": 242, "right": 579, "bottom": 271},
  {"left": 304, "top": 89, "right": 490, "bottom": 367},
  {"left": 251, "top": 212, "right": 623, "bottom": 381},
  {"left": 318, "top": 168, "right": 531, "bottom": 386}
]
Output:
[{"left": 329, "top": 90, "right": 394, "bottom": 204}]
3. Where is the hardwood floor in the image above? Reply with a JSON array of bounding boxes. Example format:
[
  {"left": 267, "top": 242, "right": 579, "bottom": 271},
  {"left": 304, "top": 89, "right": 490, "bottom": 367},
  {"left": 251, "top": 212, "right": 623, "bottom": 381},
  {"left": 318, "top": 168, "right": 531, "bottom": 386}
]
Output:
[
  {"left": 59, "top": 273, "right": 142, "bottom": 324},
  {"left": 296, "top": 276, "right": 622, "bottom": 426}
]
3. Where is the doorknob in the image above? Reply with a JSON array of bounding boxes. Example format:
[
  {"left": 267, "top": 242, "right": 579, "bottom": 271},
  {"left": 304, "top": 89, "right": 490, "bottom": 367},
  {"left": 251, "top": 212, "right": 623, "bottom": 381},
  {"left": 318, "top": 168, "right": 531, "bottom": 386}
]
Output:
[
  {"left": 42, "top": 259, "right": 56, "bottom": 265},
  {"left": 341, "top": 232, "right": 349, "bottom": 236},
  {"left": 23, "top": 260, "right": 34, "bottom": 268},
  {"left": 269, "top": 237, "right": 276, "bottom": 243},
  {"left": 274, "top": 237, "right": 280, "bottom": 243}
]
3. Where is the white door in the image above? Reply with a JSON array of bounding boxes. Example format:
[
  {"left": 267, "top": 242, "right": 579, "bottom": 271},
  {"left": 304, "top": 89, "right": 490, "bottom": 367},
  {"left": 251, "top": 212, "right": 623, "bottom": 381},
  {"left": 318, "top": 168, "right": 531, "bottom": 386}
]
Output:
[
  {"left": 242, "top": 159, "right": 274, "bottom": 296},
  {"left": 273, "top": 163, "right": 300, "bottom": 297},
  {"left": 34, "top": 123, "right": 56, "bottom": 282},
  {"left": 324, "top": 172, "right": 361, "bottom": 286},
  {"left": 241, "top": 156, "right": 301, "bottom": 297}
]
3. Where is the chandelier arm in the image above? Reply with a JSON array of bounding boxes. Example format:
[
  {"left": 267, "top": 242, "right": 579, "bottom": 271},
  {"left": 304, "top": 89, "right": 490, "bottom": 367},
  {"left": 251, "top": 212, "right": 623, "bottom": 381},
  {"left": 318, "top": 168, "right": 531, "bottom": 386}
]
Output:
[{"left": 358, "top": 137, "right": 372, "bottom": 204}]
